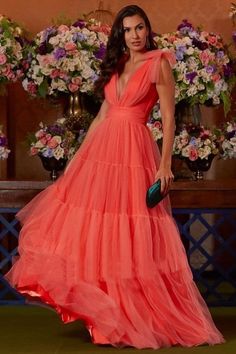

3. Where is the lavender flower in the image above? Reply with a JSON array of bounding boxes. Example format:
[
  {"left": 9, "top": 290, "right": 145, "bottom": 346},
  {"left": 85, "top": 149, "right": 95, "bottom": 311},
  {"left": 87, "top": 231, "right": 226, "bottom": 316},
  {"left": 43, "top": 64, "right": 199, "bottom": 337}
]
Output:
[
  {"left": 216, "top": 50, "right": 225, "bottom": 59},
  {"left": 53, "top": 47, "right": 66, "bottom": 60},
  {"left": 176, "top": 50, "right": 184, "bottom": 61},
  {"left": 206, "top": 65, "right": 216, "bottom": 74},
  {"left": 42, "top": 27, "right": 57, "bottom": 42},
  {"left": 72, "top": 32, "right": 87, "bottom": 42},
  {"left": 42, "top": 148, "right": 54, "bottom": 158}
]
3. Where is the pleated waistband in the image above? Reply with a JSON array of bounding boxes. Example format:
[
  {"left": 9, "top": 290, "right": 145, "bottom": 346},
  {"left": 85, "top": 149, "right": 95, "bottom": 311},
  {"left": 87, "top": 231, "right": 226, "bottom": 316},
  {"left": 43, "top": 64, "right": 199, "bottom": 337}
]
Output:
[{"left": 106, "top": 106, "right": 148, "bottom": 125}]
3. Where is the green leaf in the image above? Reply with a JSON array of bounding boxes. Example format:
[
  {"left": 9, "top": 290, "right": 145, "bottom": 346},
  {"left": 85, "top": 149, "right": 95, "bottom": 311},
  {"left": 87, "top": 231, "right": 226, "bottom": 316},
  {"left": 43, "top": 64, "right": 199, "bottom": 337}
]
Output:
[
  {"left": 220, "top": 91, "right": 231, "bottom": 117},
  {"left": 38, "top": 80, "right": 49, "bottom": 97}
]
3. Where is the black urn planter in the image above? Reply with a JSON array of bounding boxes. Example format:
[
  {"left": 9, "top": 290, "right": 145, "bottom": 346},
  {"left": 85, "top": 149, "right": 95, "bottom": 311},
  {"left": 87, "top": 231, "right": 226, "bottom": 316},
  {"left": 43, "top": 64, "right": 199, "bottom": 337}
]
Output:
[
  {"left": 184, "top": 154, "right": 215, "bottom": 180},
  {"left": 39, "top": 155, "right": 67, "bottom": 181}
]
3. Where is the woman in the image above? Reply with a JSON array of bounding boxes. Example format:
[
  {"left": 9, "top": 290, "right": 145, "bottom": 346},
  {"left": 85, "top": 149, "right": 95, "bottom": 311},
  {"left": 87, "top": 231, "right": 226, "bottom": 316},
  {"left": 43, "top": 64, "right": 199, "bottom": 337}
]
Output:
[{"left": 5, "top": 5, "right": 225, "bottom": 349}]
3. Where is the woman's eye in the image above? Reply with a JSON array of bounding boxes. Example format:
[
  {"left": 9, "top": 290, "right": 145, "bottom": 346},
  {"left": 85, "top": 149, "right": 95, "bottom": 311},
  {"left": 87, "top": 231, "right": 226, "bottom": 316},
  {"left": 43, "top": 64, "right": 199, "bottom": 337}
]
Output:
[
  {"left": 137, "top": 25, "right": 144, "bottom": 30},
  {"left": 123, "top": 28, "right": 130, "bottom": 32}
]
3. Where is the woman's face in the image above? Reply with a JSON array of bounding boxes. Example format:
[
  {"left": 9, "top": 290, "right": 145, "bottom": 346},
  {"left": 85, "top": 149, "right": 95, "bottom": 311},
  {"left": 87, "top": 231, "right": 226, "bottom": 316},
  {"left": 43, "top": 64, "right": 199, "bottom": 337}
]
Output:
[{"left": 122, "top": 14, "right": 149, "bottom": 52}]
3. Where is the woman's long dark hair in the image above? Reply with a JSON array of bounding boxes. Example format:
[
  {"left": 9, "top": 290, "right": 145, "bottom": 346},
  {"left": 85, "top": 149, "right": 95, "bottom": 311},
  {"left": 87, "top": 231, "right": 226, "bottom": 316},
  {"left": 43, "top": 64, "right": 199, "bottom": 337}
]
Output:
[{"left": 94, "top": 5, "right": 156, "bottom": 98}]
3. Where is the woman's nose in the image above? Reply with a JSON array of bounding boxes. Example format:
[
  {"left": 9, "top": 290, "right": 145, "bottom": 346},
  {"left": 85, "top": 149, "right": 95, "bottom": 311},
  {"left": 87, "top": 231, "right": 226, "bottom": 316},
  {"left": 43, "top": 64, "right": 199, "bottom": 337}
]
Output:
[{"left": 131, "top": 30, "right": 139, "bottom": 38}]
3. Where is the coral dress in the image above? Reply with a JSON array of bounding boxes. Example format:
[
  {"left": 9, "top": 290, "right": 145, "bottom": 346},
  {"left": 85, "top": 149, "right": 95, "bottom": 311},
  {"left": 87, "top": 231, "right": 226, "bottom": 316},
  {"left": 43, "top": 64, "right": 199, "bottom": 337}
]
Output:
[{"left": 5, "top": 49, "right": 224, "bottom": 349}]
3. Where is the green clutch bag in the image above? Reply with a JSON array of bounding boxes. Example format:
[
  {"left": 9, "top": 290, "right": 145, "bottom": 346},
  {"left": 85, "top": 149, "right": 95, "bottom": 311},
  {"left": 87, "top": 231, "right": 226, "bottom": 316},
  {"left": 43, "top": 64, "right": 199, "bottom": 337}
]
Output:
[{"left": 146, "top": 179, "right": 164, "bottom": 208}]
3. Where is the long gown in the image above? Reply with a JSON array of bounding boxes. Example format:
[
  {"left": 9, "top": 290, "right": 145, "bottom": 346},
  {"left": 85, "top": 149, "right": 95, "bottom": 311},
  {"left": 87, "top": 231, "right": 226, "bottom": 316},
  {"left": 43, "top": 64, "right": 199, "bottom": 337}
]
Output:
[{"left": 5, "top": 49, "right": 225, "bottom": 349}]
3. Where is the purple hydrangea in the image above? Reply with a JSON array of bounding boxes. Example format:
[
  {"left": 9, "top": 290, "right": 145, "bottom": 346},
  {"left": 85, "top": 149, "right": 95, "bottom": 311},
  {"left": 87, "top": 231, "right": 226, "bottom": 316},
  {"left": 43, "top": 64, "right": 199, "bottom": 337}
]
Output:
[
  {"left": 186, "top": 71, "right": 197, "bottom": 83},
  {"left": 176, "top": 50, "right": 185, "bottom": 61},
  {"left": 223, "top": 64, "right": 234, "bottom": 77},
  {"left": 47, "top": 124, "right": 65, "bottom": 135},
  {"left": 206, "top": 65, "right": 216, "bottom": 74},
  {"left": 177, "top": 19, "right": 194, "bottom": 34},
  {"left": 53, "top": 48, "right": 66, "bottom": 60},
  {"left": 42, "top": 148, "right": 54, "bottom": 158},
  {"left": 72, "top": 32, "right": 87, "bottom": 42},
  {"left": 0, "top": 136, "right": 7, "bottom": 147},
  {"left": 72, "top": 20, "right": 86, "bottom": 29},
  {"left": 94, "top": 43, "right": 106, "bottom": 59},
  {"left": 227, "top": 131, "right": 236, "bottom": 139},
  {"left": 37, "top": 42, "right": 48, "bottom": 55},
  {"left": 192, "top": 38, "right": 208, "bottom": 50},
  {"left": 216, "top": 50, "right": 225, "bottom": 59},
  {"left": 42, "top": 27, "right": 57, "bottom": 42}
]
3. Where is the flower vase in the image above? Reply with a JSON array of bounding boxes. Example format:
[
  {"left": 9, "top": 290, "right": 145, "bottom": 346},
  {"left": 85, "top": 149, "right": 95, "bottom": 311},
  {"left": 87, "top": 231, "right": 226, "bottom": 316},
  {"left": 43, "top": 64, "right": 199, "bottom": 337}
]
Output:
[
  {"left": 184, "top": 154, "right": 215, "bottom": 180},
  {"left": 64, "top": 92, "right": 94, "bottom": 137},
  {"left": 39, "top": 155, "right": 67, "bottom": 181}
]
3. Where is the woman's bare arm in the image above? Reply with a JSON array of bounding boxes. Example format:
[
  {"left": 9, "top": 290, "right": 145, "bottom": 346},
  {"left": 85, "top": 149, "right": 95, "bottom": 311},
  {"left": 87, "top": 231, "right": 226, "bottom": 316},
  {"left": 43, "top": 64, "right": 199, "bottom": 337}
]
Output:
[{"left": 155, "top": 57, "right": 176, "bottom": 195}]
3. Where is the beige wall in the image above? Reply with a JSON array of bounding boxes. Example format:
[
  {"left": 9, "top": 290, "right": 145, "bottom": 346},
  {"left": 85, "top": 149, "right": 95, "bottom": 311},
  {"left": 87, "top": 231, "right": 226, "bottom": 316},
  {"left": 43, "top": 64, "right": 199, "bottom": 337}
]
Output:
[{"left": 0, "top": 0, "right": 235, "bottom": 179}]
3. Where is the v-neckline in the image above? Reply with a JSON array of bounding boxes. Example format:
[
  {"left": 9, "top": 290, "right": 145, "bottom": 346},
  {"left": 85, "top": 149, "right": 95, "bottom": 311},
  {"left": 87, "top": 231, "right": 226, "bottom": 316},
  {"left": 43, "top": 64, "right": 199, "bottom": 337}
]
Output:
[{"left": 115, "top": 59, "right": 150, "bottom": 101}]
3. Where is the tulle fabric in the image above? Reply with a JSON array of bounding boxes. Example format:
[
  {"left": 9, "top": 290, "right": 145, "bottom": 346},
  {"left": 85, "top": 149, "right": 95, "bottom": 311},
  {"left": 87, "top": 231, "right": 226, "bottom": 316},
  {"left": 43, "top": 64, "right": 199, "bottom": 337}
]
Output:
[{"left": 5, "top": 50, "right": 225, "bottom": 349}]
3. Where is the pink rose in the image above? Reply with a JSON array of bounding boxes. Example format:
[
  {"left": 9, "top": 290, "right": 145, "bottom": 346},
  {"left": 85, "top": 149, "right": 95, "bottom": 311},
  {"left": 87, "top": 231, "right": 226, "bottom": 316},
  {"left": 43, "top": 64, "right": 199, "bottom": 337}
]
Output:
[
  {"left": 50, "top": 69, "right": 61, "bottom": 79},
  {"left": 65, "top": 42, "right": 77, "bottom": 51},
  {"left": 153, "top": 121, "right": 162, "bottom": 129},
  {"left": 47, "top": 137, "right": 59, "bottom": 149},
  {"left": 189, "top": 148, "right": 198, "bottom": 161},
  {"left": 0, "top": 54, "right": 7, "bottom": 65},
  {"left": 35, "top": 129, "right": 45, "bottom": 139},
  {"left": 45, "top": 134, "right": 52, "bottom": 141},
  {"left": 39, "top": 137, "right": 48, "bottom": 145},
  {"left": 58, "top": 25, "right": 69, "bottom": 33},
  {"left": 199, "top": 51, "right": 211, "bottom": 65},
  {"left": 6, "top": 72, "right": 15, "bottom": 81},
  {"left": 212, "top": 73, "right": 221, "bottom": 82},
  {"left": 71, "top": 77, "right": 82, "bottom": 85},
  {"left": 41, "top": 54, "right": 54, "bottom": 65},
  {"left": 68, "top": 83, "right": 79, "bottom": 92},
  {"left": 30, "top": 147, "right": 39, "bottom": 156},
  {"left": 168, "top": 35, "right": 177, "bottom": 43},
  {"left": 59, "top": 71, "right": 67, "bottom": 79},
  {"left": 207, "top": 35, "right": 217, "bottom": 45},
  {"left": 27, "top": 82, "right": 37, "bottom": 95}
]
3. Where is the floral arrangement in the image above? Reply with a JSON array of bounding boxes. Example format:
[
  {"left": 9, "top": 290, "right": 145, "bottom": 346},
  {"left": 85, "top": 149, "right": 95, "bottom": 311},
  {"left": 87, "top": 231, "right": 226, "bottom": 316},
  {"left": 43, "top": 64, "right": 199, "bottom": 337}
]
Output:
[
  {"left": 173, "top": 123, "right": 219, "bottom": 161},
  {"left": 0, "top": 14, "right": 25, "bottom": 92},
  {"left": 154, "top": 20, "right": 236, "bottom": 115},
  {"left": 216, "top": 120, "right": 236, "bottom": 159},
  {"left": 28, "top": 118, "right": 79, "bottom": 160},
  {"left": 22, "top": 19, "right": 110, "bottom": 97},
  {"left": 147, "top": 104, "right": 163, "bottom": 141},
  {"left": 0, "top": 125, "right": 10, "bottom": 159}
]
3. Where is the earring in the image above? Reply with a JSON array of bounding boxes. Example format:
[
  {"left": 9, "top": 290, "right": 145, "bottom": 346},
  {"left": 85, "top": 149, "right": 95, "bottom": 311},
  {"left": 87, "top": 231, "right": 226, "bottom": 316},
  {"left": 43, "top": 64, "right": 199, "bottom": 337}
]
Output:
[{"left": 146, "top": 36, "right": 150, "bottom": 49}]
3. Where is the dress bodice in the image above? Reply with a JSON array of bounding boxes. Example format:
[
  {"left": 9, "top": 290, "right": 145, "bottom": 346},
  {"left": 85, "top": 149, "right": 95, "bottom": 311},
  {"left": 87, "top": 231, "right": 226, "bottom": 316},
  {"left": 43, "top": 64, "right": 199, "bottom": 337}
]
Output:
[{"left": 104, "top": 49, "right": 176, "bottom": 124}]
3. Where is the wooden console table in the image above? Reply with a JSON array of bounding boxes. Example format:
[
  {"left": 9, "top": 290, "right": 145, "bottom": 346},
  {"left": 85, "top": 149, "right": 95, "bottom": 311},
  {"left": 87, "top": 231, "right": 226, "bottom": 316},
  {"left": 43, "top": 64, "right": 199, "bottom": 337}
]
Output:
[
  {"left": 0, "top": 179, "right": 236, "bottom": 306},
  {"left": 0, "top": 179, "right": 235, "bottom": 208}
]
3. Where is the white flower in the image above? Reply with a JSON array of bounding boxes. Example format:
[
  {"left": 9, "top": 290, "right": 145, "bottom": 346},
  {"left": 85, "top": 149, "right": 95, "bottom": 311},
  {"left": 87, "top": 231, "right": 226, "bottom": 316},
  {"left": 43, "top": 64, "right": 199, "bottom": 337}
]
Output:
[
  {"left": 198, "top": 146, "right": 211, "bottom": 159},
  {"left": 53, "top": 146, "right": 65, "bottom": 160}
]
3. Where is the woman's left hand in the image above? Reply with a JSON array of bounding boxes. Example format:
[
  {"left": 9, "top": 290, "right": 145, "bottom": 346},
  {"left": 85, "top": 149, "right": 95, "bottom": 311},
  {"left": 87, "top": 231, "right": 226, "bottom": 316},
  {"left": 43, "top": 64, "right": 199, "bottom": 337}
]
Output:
[{"left": 154, "top": 167, "right": 174, "bottom": 196}]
